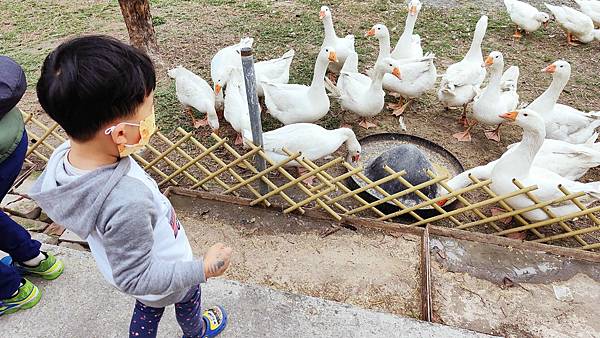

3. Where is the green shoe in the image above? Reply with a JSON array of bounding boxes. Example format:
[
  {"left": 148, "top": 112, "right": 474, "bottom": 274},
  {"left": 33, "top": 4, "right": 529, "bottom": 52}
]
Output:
[
  {"left": 0, "top": 279, "right": 42, "bottom": 316},
  {"left": 18, "top": 252, "right": 64, "bottom": 280}
]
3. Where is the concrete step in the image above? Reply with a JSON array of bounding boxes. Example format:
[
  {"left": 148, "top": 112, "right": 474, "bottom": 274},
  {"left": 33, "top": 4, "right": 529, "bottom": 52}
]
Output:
[{"left": 0, "top": 245, "right": 496, "bottom": 338}]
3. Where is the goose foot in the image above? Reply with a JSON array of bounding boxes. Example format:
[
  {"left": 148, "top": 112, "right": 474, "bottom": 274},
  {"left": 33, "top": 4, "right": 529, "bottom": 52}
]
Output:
[
  {"left": 327, "top": 72, "right": 338, "bottom": 84},
  {"left": 387, "top": 96, "right": 404, "bottom": 111},
  {"left": 458, "top": 116, "right": 470, "bottom": 128},
  {"left": 358, "top": 119, "right": 377, "bottom": 129},
  {"left": 389, "top": 92, "right": 403, "bottom": 98},
  {"left": 297, "top": 167, "right": 315, "bottom": 186},
  {"left": 567, "top": 32, "right": 581, "bottom": 46},
  {"left": 340, "top": 123, "right": 353, "bottom": 129},
  {"left": 234, "top": 133, "right": 244, "bottom": 145},
  {"left": 452, "top": 129, "right": 472, "bottom": 142},
  {"left": 457, "top": 104, "right": 470, "bottom": 127},
  {"left": 391, "top": 99, "right": 412, "bottom": 117},
  {"left": 453, "top": 121, "right": 476, "bottom": 142},
  {"left": 484, "top": 125, "right": 501, "bottom": 142},
  {"left": 490, "top": 207, "right": 512, "bottom": 224},
  {"left": 506, "top": 231, "right": 527, "bottom": 240},
  {"left": 513, "top": 27, "right": 522, "bottom": 40},
  {"left": 186, "top": 107, "right": 209, "bottom": 129}
]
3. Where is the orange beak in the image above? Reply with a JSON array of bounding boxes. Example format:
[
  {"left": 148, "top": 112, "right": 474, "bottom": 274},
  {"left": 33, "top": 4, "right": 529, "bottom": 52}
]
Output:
[
  {"left": 214, "top": 84, "right": 222, "bottom": 95},
  {"left": 499, "top": 111, "right": 518, "bottom": 121},
  {"left": 319, "top": 10, "right": 326, "bottom": 19},
  {"left": 352, "top": 154, "right": 360, "bottom": 162},
  {"left": 409, "top": 5, "right": 417, "bottom": 15},
  {"left": 483, "top": 56, "right": 494, "bottom": 67},
  {"left": 542, "top": 64, "right": 556, "bottom": 73},
  {"left": 328, "top": 51, "right": 338, "bottom": 63},
  {"left": 366, "top": 28, "right": 375, "bottom": 37},
  {"left": 392, "top": 67, "right": 401, "bottom": 80},
  {"left": 436, "top": 198, "right": 448, "bottom": 207}
]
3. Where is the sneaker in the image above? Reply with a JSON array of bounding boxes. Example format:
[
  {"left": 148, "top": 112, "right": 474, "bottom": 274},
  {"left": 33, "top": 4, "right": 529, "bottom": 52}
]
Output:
[
  {"left": 17, "top": 252, "right": 64, "bottom": 280},
  {"left": 202, "top": 305, "right": 228, "bottom": 338},
  {"left": 0, "top": 279, "right": 42, "bottom": 316}
]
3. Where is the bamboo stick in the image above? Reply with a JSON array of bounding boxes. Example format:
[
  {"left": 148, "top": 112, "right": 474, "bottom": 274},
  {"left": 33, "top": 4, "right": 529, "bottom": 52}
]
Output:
[
  {"left": 467, "top": 175, "right": 544, "bottom": 239},
  {"left": 243, "top": 141, "right": 340, "bottom": 220},
  {"left": 250, "top": 157, "right": 342, "bottom": 206},
  {"left": 495, "top": 204, "right": 600, "bottom": 236},
  {"left": 431, "top": 171, "right": 502, "bottom": 232},
  {"left": 192, "top": 146, "right": 261, "bottom": 189},
  {"left": 383, "top": 167, "right": 463, "bottom": 227},
  {"left": 158, "top": 138, "right": 226, "bottom": 186},
  {"left": 511, "top": 180, "right": 587, "bottom": 246},
  {"left": 26, "top": 123, "right": 59, "bottom": 157},
  {"left": 407, "top": 182, "right": 535, "bottom": 225},
  {"left": 144, "top": 143, "right": 199, "bottom": 186},
  {"left": 164, "top": 131, "right": 237, "bottom": 194}
]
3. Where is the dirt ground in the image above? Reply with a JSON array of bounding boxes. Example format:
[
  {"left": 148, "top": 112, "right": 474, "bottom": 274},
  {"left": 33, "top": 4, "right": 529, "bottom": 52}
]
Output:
[
  {"left": 171, "top": 194, "right": 423, "bottom": 318},
  {"left": 171, "top": 192, "right": 600, "bottom": 338}
]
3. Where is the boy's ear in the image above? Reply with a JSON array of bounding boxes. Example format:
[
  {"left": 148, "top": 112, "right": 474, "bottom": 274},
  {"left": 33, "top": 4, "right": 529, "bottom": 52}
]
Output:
[{"left": 109, "top": 124, "right": 129, "bottom": 146}]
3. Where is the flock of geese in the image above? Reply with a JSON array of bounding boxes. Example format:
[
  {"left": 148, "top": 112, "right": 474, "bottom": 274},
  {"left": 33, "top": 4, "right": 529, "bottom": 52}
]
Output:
[{"left": 168, "top": 0, "right": 600, "bottom": 223}]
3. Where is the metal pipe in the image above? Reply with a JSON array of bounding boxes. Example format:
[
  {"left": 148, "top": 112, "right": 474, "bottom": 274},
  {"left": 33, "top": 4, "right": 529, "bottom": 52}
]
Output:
[{"left": 240, "top": 47, "right": 268, "bottom": 195}]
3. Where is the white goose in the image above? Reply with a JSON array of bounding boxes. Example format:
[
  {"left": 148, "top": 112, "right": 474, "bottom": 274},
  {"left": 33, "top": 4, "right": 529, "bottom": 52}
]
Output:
[
  {"left": 366, "top": 23, "right": 437, "bottom": 116},
  {"left": 504, "top": 0, "right": 550, "bottom": 39},
  {"left": 214, "top": 67, "right": 254, "bottom": 145},
  {"left": 545, "top": 3, "right": 600, "bottom": 44},
  {"left": 243, "top": 123, "right": 361, "bottom": 184},
  {"left": 262, "top": 46, "right": 337, "bottom": 125},
  {"left": 391, "top": 0, "right": 424, "bottom": 60},
  {"left": 327, "top": 53, "right": 401, "bottom": 129},
  {"left": 575, "top": 0, "right": 600, "bottom": 27},
  {"left": 168, "top": 66, "right": 218, "bottom": 131},
  {"left": 438, "top": 15, "right": 488, "bottom": 127},
  {"left": 442, "top": 138, "right": 600, "bottom": 193},
  {"left": 527, "top": 60, "right": 600, "bottom": 144},
  {"left": 319, "top": 6, "right": 355, "bottom": 74},
  {"left": 211, "top": 37, "right": 253, "bottom": 111},
  {"left": 455, "top": 51, "right": 519, "bottom": 142},
  {"left": 489, "top": 109, "right": 600, "bottom": 222},
  {"left": 254, "top": 49, "right": 295, "bottom": 97}
]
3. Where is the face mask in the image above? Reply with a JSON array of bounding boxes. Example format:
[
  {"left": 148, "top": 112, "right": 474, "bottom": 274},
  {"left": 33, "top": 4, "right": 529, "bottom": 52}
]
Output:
[{"left": 105, "top": 111, "right": 156, "bottom": 157}]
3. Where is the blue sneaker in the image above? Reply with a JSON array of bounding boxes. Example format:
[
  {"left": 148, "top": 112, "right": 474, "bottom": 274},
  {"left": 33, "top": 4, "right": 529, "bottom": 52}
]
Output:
[{"left": 201, "top": 305, "right": 228, "bottom": 337}]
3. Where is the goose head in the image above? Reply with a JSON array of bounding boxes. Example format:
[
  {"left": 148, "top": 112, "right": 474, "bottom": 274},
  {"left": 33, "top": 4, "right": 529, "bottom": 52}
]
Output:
[
  {"left": 213, "top": 66, "right": 238, "bottom": 95},
  {"left": 167, "top": 65, "right": 185, "bottom": 79},
  {"left": 408, "top": 0, "right": 422, "bottom": 16},
  {"left": 482, "top": 51, "right": 504, "bottom": 69},
  {"left": 534, "top": 11, "right": 551, "bottom": 27},
  {"left": 319, "top": 6, "right": 332, "bottom": 20},
  {"left": 341, "top": 128, "right": 361, "bottom": 163},
  {"left": 381, "top": 58, "right": 402, "bottom": 79},
  {"left": 365, "top": 23, "right": 389, "bottom": 39},
  {"left": 541, "top": 60, "right": 571, "bottom": 81},
  {"left": 319, "top": 46, "right": 338, "bottom": 64},
  {"left": 499, "top": 109, "right": 546, "bottom": 135}
]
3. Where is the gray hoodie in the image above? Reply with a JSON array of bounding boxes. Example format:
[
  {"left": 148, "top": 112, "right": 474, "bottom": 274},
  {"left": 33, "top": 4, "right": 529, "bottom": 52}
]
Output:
[{"left": 30, "top": 142, "right": 205, "bottom": 307}]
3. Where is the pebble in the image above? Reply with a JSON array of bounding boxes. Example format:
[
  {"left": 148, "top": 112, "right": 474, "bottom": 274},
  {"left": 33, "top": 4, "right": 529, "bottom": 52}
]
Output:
[{"left": 44, "top": 223, "right": 66, "bottom": 236}]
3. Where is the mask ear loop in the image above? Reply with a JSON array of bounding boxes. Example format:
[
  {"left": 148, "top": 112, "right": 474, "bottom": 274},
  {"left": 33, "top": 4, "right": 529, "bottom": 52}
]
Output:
[{"left": 105, "top": 126, "right": 116, "bottom": 135}]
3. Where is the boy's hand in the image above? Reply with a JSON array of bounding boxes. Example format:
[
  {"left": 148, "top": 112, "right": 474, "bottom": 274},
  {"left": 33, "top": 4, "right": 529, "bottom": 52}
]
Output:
[{"left": 203, "top": 243, "right": 233, "bottom": 279}]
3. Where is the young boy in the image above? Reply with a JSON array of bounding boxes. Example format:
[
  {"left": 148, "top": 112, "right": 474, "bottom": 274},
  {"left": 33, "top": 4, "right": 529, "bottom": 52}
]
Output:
[
  {"left": 0, "top": 55, "right": 64, "bottom": 316},
  {"left": 29, "top": 35, "right": 232, "bottom": 338}
]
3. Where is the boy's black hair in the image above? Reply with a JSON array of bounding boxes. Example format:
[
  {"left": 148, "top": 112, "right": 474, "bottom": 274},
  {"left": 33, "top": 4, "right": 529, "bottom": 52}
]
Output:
[{"left": 36, "top": 35, "right": 156, "bottom": 142}]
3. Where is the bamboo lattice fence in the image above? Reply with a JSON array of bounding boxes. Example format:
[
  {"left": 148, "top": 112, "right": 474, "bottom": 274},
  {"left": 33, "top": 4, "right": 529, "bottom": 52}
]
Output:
[{"left": 21, "top": 112, "right": 600, "bottom": 252}]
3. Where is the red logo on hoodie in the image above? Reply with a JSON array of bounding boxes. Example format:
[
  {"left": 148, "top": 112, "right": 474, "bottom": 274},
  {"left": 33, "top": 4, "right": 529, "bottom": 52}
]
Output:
[{"left": 169, "top": 208, "right": 180, "bottom": 238}]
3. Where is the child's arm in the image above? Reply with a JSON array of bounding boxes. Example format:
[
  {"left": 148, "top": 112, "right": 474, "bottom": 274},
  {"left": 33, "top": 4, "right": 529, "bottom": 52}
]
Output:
[{"left": 98, "top": 184, "right": 206, "bottom": 296}]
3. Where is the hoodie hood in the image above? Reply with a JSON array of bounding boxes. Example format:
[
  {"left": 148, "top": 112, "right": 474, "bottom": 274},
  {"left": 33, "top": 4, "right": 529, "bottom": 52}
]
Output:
[{"left": 29, "top": 142, "right": 129, "bottom": 239}]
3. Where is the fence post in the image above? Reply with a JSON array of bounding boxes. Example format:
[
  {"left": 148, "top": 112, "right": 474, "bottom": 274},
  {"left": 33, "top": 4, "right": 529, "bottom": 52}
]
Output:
[{"left": 240, "top": 47, "right": 268, "bottom": 195}]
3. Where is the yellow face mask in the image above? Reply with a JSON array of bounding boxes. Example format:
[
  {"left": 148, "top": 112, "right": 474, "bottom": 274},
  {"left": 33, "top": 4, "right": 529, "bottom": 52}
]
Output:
[{"left": 105, "top": 110, "right": 156, "bottom": 158}]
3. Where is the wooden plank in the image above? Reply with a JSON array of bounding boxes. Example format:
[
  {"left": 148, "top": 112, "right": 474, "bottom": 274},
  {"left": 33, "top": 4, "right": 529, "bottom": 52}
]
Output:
[{"left": 420, "top": 225, "right": 432, "bottom": 322}]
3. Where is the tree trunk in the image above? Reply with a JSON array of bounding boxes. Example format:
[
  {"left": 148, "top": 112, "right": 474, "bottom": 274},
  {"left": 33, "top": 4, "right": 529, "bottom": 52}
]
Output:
[{"left": 118, "top": 0, "right": 162, "bottom": 64}]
